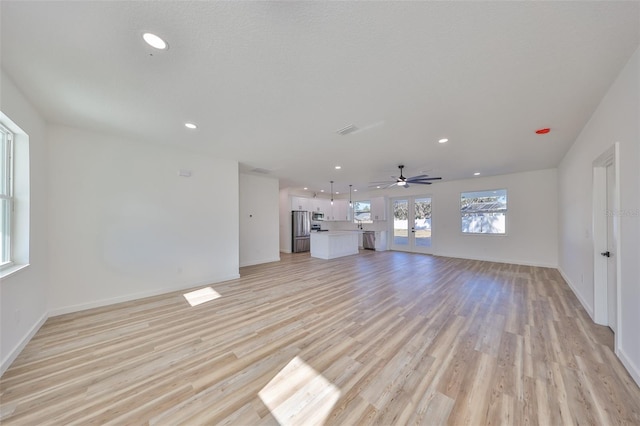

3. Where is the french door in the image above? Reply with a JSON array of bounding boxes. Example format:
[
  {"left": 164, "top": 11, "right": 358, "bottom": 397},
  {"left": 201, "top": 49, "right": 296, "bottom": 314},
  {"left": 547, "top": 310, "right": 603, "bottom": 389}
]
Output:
[{"left": 390, "top": 196, "right": 432, "bottom": 254}]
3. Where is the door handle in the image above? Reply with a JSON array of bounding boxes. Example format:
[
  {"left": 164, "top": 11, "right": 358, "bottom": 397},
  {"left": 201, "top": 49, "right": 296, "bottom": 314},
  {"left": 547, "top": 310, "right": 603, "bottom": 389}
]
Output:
[{"left": 601, "top": 251, "right": 611, "bottom": 257}]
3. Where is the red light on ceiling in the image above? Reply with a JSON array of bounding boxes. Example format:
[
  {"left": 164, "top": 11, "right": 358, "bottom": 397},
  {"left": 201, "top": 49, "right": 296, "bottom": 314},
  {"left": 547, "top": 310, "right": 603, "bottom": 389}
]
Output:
[{"left": 535, "top": 128, "right": 551, "bottom": 134}]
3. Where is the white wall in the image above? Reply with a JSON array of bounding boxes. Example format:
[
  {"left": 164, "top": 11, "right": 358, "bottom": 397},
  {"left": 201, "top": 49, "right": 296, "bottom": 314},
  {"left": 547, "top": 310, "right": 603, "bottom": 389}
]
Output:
[
  {"left": 279, "top": 188, "right": 292, "bottom": 253},
  {"left": 348, "top": 168, "right": 559, "bottom": 267},
  {"left": 558, "top": 46, "right": 640, "bottom": 385},
  {"left": 239, "top": 173, "right": 280, "bottom": 267},
  {"left": 47, "top": 125, "right": 240, "bottom": 315},
  {"left": 0, "top": 71, "right": 49, "bottom": 374},
  {"left": 431, "top": 169, "right": 558, "bottom": 267}
]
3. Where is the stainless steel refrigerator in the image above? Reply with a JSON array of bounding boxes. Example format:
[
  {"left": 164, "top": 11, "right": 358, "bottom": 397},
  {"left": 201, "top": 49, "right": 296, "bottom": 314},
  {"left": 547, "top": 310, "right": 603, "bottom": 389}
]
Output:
[{"left": 292, "top": 210, "right": 312, "bottom": 253}]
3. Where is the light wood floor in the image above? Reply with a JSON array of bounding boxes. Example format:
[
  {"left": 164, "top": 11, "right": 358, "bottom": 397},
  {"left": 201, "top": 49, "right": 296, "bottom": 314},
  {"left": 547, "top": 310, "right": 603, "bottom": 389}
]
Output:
[{"left": 2, "top": 251, "right": 640, "bottom": 425}]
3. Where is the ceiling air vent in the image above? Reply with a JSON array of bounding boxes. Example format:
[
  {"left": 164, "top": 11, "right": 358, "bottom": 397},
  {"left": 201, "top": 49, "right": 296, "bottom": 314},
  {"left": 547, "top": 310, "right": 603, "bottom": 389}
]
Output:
[{"left": 336, "top": 124, "right": 359, "bottom": 136}]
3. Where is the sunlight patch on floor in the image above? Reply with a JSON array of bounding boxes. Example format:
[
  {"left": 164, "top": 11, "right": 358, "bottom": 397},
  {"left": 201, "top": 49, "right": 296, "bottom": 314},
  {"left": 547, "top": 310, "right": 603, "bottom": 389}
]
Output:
[
  {"left": 183, "top": 287, "right": 221, "bottom": 307},
  {"left": 259, "top": 356, "right": 341, "bottom": 426}
]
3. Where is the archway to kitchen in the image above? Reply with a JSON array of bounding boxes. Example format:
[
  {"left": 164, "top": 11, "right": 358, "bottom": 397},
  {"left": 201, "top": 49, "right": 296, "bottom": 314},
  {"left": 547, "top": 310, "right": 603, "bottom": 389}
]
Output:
[{"left": 390, "top": 196, "right": 433, "bottom": 254}]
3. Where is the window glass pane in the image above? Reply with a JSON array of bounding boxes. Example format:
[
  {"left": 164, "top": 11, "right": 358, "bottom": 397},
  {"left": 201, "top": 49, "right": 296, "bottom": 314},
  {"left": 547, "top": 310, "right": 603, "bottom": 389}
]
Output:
[
  {"left": 461, "top": 189, "right": 507, "bottom": 234},
  {"left": 1, "top": 198, "right": 10, "bottom": 264},
  {"left": 414, "top": 197, "right": 431, "bottom": 247},
  {"left": 393, "top": 199, "right": 409, "bottom": 246},
  {"left": 353, "top": 201, "right": 371, "bottom": 223}
]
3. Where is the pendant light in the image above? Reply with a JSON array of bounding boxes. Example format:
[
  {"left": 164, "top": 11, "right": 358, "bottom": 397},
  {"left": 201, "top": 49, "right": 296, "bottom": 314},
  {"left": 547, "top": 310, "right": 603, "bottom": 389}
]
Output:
[
  {"left": 330, "top": 181, "right": 334, "bottom": 205},
  {"left": 349, "top": 184, "right": 352, "bottom": 207}
]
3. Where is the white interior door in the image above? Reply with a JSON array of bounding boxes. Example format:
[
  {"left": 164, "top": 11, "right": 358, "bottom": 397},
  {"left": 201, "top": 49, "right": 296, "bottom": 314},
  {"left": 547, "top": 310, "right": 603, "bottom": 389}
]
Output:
[
  {"left": 390, "top": 196, "right": 432, "bottom": 254},
  {"left": 606, "top": 163, "right": 617, "bottom": 332}
]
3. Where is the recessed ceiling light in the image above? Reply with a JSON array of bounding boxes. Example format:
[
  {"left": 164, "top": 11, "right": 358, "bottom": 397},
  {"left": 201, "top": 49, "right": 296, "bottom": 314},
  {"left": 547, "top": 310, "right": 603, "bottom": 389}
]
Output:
[
  {"left": 320, "top": 190, "right": 325, "bottom": 192},
  {"left": 438, "top": 138, "right": 449, "bottom": 144},
  {"left": 335, "top": 166, "right": 341, "bottom": 170},
  {"left": 143, "top": 32, "right": 168, "bottom": 50},
  {"left": 336, "top": 192, "right": 340, "bottom": 194},
  {"left": 474, "top": 172, "right": 481, "bottom": 176},
  {"left": 376, "top": 186, "right": 381, "bottom": 189},
  {"left": 184, "top": 122, "right": 197, "bottom": 129},
  {"left": 354, "top": 189, "right": 358, "bottom": 192},
  {"left": 303, "top": 187, "right": 308, "bottom": 190}
]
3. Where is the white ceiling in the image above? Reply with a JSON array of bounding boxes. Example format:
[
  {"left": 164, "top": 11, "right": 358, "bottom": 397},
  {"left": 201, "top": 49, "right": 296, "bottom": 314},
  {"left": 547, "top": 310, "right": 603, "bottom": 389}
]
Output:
[{"left": 1, "top": 1, "right": 639, "bottom": 194}]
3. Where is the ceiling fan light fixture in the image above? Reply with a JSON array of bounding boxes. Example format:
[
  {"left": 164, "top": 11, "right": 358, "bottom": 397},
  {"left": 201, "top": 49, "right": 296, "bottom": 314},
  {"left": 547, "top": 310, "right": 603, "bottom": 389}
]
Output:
[
  {"left": 397, "top": 181, "right": 407, "bottom": 186},
  {"left": 438, "top": 138, "right": 449, "bottom": 144}
]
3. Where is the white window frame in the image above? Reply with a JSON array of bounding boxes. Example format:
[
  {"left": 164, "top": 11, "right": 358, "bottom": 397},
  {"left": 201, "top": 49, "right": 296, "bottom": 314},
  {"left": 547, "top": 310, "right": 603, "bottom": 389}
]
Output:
[
  {"left": 1, "top": 123, "right": 14, "bottom": 268},
  {"left": 460, "top": 189, "right": 507, "bottom": 235},
  {"left": 353, "top": 200, "right": 372, "bottom": 224}
]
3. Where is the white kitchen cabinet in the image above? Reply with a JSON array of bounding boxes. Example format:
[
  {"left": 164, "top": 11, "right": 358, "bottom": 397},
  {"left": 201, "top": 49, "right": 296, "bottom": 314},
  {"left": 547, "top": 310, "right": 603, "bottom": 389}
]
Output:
[
  {"left": 311, "top": 198, "right": 330, "bottom": 214},
  {"left": 371, "top": 196, "right": 387, "bottom": 221},
  {"left": 291, "top": 196, "right": 311, "bottom": 211},
  {"left": 329, "top": 199, "right": 350, "bottom": 221},
  {"left": 375, "top": 231, "right": 387, "bottom": 251}
]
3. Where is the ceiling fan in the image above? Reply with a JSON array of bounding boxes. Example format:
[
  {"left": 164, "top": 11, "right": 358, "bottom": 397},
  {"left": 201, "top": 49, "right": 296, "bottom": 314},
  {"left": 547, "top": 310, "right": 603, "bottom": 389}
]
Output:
[{"left": 370, "top": 165, "right": 442, "bottom": 189}]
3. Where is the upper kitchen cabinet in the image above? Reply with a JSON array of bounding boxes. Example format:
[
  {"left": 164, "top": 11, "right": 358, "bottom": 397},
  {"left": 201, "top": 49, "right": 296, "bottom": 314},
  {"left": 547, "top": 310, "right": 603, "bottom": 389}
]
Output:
[
  {"left": 311, "top": 197, "right": 330, "bottom": 214},
  {"left": 371, "top": 196, "right": 387, "bottom": 221},
  {"left": 328, "top": 199, "right": 350, "bottom": 221},
  {"left": 291, "top": 196, "right": 311, "bottom": 211}
]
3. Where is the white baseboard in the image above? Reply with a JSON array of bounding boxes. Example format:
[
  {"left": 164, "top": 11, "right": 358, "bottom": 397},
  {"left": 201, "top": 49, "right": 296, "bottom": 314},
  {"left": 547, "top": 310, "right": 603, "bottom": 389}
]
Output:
[
  {"left": 1, "top": 312, "right": 48, "bottom": 377},
  {"left": 240, "top": 256, "right": 281, "bottom": 268},
  {"left": 433, "top": 252, "right": 558, "bottom": 269},
  {"left": 48, "top": 274, "right": 241, "bottom": 317},
  {"left": 557, "top": 267, "right": 594, "bottom": 320},
  {"left": 617, "top": 348, "right": 640, "bottom": 388}
]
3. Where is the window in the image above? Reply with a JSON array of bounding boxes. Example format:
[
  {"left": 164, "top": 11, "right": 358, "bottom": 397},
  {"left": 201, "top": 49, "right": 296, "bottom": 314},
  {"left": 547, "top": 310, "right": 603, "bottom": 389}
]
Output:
[
  {"left": 1, "top": 124, "right": 13, "bottom": 266},
  {"left": 461, "top": 189, "right": 507, "bottom": 234},
  {"left": 353, "top": 200, "right": 371, "bottom": 223}
]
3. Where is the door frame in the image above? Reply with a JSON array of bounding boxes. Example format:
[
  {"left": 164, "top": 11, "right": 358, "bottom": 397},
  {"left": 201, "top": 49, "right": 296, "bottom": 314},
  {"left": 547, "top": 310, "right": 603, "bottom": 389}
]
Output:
[
  {"left": 592, "top": 143, "right": 621, "bottom": 351},
  {"left": 389, "top": 195, "right": 433, "bottom": 254}
]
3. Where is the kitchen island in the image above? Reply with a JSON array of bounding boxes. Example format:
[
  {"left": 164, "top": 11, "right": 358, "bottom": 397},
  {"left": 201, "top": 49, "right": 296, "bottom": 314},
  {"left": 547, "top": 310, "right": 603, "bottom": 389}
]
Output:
[{"left": 310, "top": 231, "right": 361, "bottom": 260}]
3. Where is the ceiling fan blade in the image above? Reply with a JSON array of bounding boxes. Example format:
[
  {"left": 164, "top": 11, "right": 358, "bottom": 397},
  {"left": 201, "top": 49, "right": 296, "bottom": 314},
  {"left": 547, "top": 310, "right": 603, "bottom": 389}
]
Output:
[
  {"left": 368, "top": 182, "right": 397, "bottom": 188},
  {"left": 407, "top": 174, "right": 430, "bottom": 180},
  {"left": 408, "top": 177, "right": 442, "bottom": 182},
  {"left": 410, "top": 181, "right": 432, "bottom": 185}
]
